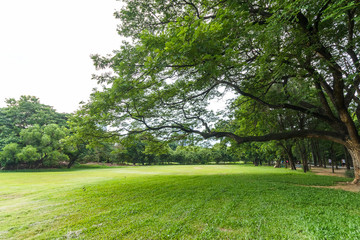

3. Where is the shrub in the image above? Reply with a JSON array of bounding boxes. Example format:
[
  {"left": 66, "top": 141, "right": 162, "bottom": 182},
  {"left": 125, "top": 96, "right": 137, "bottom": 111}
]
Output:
[{"left": 345, "top": 169, "right": 355, "bottom": 178}]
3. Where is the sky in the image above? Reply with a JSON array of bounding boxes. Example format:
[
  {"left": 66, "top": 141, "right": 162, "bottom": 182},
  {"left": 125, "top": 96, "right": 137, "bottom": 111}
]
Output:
[{"left": 0, "top": 0, "right": 122, "bottom": 113}]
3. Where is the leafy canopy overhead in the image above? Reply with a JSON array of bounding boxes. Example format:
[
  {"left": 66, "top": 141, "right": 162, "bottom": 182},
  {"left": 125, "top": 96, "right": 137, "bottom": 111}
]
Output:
[{"left": 76, "top": 0, "right": 360, "bottom": 147}]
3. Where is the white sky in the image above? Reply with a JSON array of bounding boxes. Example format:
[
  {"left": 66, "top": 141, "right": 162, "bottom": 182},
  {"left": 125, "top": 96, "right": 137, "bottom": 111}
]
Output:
[{"left": 0, "top": 0, "right": 122, "bottom": 113}]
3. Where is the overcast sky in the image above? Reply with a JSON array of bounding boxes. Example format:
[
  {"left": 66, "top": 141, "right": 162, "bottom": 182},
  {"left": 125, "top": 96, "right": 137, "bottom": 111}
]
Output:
[{"left": 0, "top": 0, "right": 122, "bottom": 113}]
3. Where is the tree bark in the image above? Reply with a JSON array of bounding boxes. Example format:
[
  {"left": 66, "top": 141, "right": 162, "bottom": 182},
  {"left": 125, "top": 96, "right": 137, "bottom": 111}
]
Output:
[
  {"left": 330, "top": 144, "right": 336, "bottom": 173},
  {"left": 310, "top": 140, "right": 319, "bottom": 166},
  {"left": 279, "top": 142, "right": 296, "bottom": 170},
  {"left": 298, "top": 140, "right": 309, "bottom": 173},
  {"left": 287, "top": 148, "right": 297, "bottom": 171},
  {"left": 67, "top": 157, "right": 77, "bottom": 169},
  {"left": 344, "top": 146, "right": 351, "bottom": 170},
  {"left": 345, "top": 143, "right": 360, "bottom": 184},
  {"left": 322, "top": 153, "right": 327, "bottom": 168}
]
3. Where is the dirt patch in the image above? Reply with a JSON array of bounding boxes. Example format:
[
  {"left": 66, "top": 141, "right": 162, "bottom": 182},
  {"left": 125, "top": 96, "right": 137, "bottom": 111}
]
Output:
[
  {"left": 310, "top": 166, "right": 347, "bottom": 178},
  {"left": 0, "top": 194, "right": 23, "bottom": 200},
  {"left": 218, "top": 228, "right": 234, "bottom": 232},
  {"left": 308, "top": 182, "right": 360, "bottom": 192},
  {"left": 309, "top": 167, "right": 360, "bottom": 192}
]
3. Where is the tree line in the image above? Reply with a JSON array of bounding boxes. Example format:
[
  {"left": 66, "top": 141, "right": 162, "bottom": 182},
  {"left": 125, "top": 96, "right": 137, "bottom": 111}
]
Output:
[
  {"left": 0, "top": 96, "right": 239, "bottom": 169},
  {"left": 0, "top": 96, "right": 353, "bottom": 172}
]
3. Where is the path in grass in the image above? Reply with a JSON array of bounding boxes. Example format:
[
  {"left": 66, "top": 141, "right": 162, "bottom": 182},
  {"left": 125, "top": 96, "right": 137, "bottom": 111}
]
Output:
[
  {"left": 311, "top": 166, "right": 347, "bottom": 178},
  {"left": 0, "top": 165, "right": 359, "bottom": 239},
  {"left": 309, "top": 167, "right": 360, "bottom": 192}
]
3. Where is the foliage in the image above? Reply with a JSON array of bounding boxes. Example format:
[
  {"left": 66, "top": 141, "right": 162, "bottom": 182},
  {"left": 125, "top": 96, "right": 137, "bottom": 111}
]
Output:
[
  {"left": 78, "top": 0, "right": 360, "bottom": 141},
  {"left": 4, "top": 96, "right": 68, "bottom": 128},
  {"left": 16, "top": 145, "right": 41, "bottom": 164},
  {"left": 0, "top": 143, "right": 20, "bottom": 168},
  {"left": 75, "top": 0, "right": 360, "bottom": 181},
  {"left": 0, "top": 96, "right": 75, "bottom": 169},
  {"left": 0, "top": 124, "right": 69, "bottom": 169},
  {"left": 170, "top": 144, "right": 235, "bottom": 165},
  {"left": 0, "top": 96, "right": 68, "bottom": 150},
  {"left": 346, "top": 169, "right": 355, "bottom": 178}
]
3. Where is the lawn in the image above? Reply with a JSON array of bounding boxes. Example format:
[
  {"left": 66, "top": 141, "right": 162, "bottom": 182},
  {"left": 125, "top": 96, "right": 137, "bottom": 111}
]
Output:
[{"left": 0, "top": 165, "right": 359, "bottom": 239}]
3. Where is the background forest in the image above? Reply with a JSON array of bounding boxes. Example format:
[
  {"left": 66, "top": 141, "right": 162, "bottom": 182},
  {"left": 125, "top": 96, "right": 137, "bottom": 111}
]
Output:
[{"left": 0, "top": 96, "right": 353, "bottom": 175}]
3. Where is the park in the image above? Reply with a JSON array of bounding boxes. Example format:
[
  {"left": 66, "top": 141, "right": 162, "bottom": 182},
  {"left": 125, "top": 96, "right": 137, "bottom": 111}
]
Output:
[{"left": 1, "top": 0, "right": 360, "bottom": 239}]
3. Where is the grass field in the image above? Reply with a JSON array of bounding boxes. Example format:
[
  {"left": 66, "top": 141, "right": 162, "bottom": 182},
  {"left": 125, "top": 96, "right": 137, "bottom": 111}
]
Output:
[{"left": 0, "top": 165, "right": 359, "bottom": 239}]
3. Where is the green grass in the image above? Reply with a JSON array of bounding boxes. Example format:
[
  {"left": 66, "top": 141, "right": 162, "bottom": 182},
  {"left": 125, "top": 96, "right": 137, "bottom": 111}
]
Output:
[{"left": 0, "top": 165, "right": 359, "bottom": 239}]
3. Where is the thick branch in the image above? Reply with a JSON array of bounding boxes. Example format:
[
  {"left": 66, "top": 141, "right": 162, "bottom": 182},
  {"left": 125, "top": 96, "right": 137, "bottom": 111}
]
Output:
[
  {"left": 200, "top": 130, "right": 346, "bottom": 145},
  {"left": 126, "top": 119, "right": 347, "bottom": 146},
  {"left": 296, "top": 12, "right": 345, "bottom": 77},
  {"left": 181, "top": 0, "right": 217, "bottom": 19},
  {"left": 344, "top": 9, "right": 360, "bottom": 106},
  {"left": 124, "top": 107, "right": 347, "bottom": 146},
  {"left": 314, "top": 0, "right": 332, "bottom": 33},
  {"left": 218, "top": 80, "right": 338, "bottom": 125}
]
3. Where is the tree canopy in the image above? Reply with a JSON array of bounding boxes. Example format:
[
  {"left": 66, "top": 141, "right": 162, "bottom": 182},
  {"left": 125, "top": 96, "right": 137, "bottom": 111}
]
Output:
[
  {"left": 0, "top": 95, "right": 68, "bottom": 150},
  {"left": 0, "top": 96, "right": 70, "bottom": 169},
  {"left": 75, "top": 0, "right": 360, "bottom": 182},
  {"left": 0, "top": 124, "right": 69, "bottom": 169}
]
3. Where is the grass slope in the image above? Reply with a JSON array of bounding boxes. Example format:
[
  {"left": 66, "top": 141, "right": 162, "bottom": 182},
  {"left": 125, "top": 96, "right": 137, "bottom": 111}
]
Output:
[{"left": 0, "top": 165, "right": 359, "bottom": 239}]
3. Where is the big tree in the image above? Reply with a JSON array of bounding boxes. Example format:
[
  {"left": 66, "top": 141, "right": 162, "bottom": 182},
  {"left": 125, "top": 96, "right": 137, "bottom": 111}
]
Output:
[
  {"left": 76, "top": 0, "right": 360, "bottom": 183},
  {"left": 0, "top": 96, "right": 68, "bottom": 150},
  {"left": 0, "top": 124, "right": 69, "bottom": 169}
]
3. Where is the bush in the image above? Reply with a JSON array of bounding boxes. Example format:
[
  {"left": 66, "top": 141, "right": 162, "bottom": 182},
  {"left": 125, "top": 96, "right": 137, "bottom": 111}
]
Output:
[{"left": 0, "top": 143, "right": 20, "bottom": 169}]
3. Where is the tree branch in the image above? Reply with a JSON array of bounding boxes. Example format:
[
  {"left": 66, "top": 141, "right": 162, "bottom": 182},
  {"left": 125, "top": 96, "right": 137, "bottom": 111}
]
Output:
[
  {"left": 314, "top": 0, "right": 332, "bottom": 33},
  {"left": 217, "top": 79, "right": 339, "bottom": 126},
  {"left": 200, "top": 129, "right": 346, "bottom": 145}
]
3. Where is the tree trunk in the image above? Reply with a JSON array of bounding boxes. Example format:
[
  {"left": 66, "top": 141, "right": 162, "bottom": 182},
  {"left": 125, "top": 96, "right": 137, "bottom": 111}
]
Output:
[
  {"left": 344, "top": 146, "right": 351, "bottom": 170},
  {"left": 311, "top": 140, "right": 318, "bottom": 167},
  {"left": 274, "top": 160, "right": 281, "bottom": 168},
  {"left": 67, "top": 157, "right": 77, "bottom": 169},
  {"left": 345, "top": 143, "right": 360, "bottom": 184},
  {"left": 280, "top": 142, "right": 296, "bottom": 170},
  {"left": 298, "top": 141, "right": 309, "bottom": 173},
  {"left": 330, "top": 144, "right": 336, "bottom": 173},
  {"left": 287, "top": 150, "right": 297, "bottom": 170}
]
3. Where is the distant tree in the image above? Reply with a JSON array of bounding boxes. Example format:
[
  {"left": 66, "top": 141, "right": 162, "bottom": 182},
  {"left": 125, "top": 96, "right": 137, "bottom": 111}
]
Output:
[
  {"left": 0, "top": 124, "right": 68, "bottom": 169},
  {"left": 5, "top": 95, "right": 68, "bottom": 128},
  {"left": 16, "top": 145, "right": 41, "bottom": 168},
  {"left": 211, "top": 142, "right": 235, "bottom": 164},
  {"left": 0, "top": 96, "right": 68, "bottom": 150},
  {"left": 62, "top": 134, "right": 90, "bottom": 168},
  {"left": 0, "top": 143, "right": 20, "bottom": 169},
  {"left": 0, "top": 109, "right": 19, "bottom": 149},
  {"left": 118, "top": 135, "right": 153, "bottom": 165}
]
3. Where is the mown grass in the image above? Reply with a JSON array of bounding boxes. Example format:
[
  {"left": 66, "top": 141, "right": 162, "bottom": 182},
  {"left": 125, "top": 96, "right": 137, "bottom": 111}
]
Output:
[{"left": 0, "top": 165, "right": 359, "bottom": 239}]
